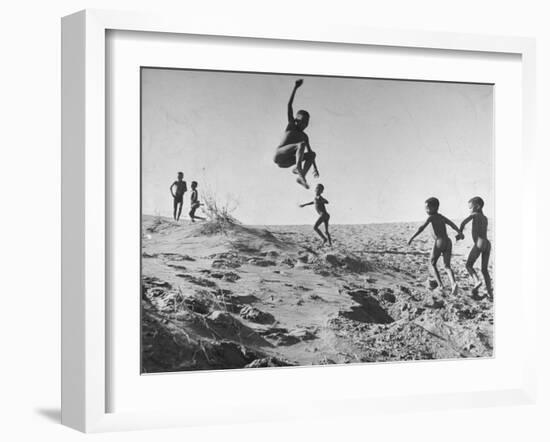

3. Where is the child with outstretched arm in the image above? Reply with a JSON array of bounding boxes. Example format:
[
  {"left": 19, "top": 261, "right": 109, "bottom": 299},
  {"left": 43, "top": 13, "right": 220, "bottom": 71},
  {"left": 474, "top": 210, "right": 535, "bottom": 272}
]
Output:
[
  {"left": 273, "top": 79, "right": 319, "bottom": 189},
  {"left": 169, "top": 171, "right": 187, "bottom": 221},
  {"left": 300, "top": 184, "right": 332, "bottom": 246},
  {"left": 456, "top": 196, "right": 493, "bottom": 300},
  {"left": 408, "top": 197, "right": 462, "bottom": 296}
]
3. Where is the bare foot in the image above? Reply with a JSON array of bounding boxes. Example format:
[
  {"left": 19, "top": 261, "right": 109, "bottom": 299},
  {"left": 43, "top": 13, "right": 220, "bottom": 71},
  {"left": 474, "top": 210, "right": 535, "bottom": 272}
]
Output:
[
  {"left": 472, "top": 280, "right": 482, "bottom": 291},
  {"left": 426, "top": 279, "right": 439, "bottom": 290},
  {"left": 292, "top": 167, "right": 300, "bottom": 175},
  {"left": 470, "top": 288, "right": 484, "bottom": 300},
  {"left": 296, "top": 176, "right": 310, "bottom": 189}
]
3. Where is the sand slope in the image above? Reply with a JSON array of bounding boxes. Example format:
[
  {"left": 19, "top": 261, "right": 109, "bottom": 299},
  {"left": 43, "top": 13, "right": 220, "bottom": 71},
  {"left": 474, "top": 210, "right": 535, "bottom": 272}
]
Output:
[{"left": 141, "top": 216, "right": 493, "bottom": 373}]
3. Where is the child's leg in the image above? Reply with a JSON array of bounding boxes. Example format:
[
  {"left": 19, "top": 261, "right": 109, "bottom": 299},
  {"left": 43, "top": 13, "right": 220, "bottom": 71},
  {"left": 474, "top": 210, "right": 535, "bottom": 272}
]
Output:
[
  {"left": 481, "top": 241, "right": 493, "bottom": 297},
  {"left": 189, "top": 206, "right": 196, "bottom": 222},
  {"left": 300, "top": 151, "right": 317, "bottom": 178},
  {"left": 274, "top": 143, "right": 310, "bottom": 188},
  {"left": 466, "top": 245, "right": 482, "bottom": 290},
  {"left": 313, "top": 216, "right": 328, "bottom": 243},
  {"left": 323, "top": 216, "right": 332, "bottom": 246},
  {"left": 291, "top": 143, "right": 311, "bottom": 185},
  {"left": 442, "top": 239, "right": 458, "bottom": 294},
  {"left": 173, "top": 198, "right": 178, "bottom": 220},
  {"left": 430, "top": 244, "right": 444, "bottom": 288},
  {"left": 294, "top": 142, "right": 306, "bottom": 176},
  {"left": 274, "top": 143, "right": 300, "bottom": 168},
  {"left": 176, "top": 202, "right": 183, "bottom": 221}
]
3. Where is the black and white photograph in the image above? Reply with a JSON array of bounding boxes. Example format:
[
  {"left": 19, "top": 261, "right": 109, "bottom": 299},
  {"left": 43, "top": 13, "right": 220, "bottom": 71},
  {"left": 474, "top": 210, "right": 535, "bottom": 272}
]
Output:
[{"left": 140, "top": 68, "right": 494, "bottom": 373}]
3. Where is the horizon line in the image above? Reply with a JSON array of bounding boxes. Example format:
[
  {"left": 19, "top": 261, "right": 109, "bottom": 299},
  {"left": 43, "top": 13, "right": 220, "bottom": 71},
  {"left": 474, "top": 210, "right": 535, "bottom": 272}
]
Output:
[{"left": 141, "top": 213, "right": 486, "bottom": 226}]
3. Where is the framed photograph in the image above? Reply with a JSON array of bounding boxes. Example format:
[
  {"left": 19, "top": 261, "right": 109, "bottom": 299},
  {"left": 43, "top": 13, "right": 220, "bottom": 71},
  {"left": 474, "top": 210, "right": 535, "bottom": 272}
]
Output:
[{"left": 61, "top": 9, "right": 537, "bottom": 432}]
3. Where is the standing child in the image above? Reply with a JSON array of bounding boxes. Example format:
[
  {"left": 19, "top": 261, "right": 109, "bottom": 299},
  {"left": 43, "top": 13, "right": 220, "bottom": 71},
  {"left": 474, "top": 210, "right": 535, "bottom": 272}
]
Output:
[
  {"left": 188, "top": 181, "right": 204, "bottom": 222},
  {"left": 408, "top": 197, "right": 462, "bottom": 295},
  {"left": 300, "top": 184, "right": 332, "bottom": 246},
  {"left": 170, "top": 172, "right": 187, "bottom": 221},
  {"left": 273, "top": 79, "right": 320, "bottom": 189},
  {"left": 456, "top": 196, "right": 493, "bottom": 300}
]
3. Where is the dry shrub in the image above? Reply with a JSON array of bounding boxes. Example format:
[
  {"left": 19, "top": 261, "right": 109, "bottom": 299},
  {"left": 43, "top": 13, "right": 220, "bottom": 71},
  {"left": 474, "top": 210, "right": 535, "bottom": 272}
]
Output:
[{"left": 199, "top": 190, "right": 240, "bottom": 235}]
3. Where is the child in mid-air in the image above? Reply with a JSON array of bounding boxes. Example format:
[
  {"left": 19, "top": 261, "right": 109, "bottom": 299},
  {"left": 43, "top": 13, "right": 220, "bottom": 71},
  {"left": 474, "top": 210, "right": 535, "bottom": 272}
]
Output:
[
  {"left": 188, "top": 181, "right": 205, "bottom": 222},
  {"left": 300, "top": 184, "right": 332, "bottom": 246},
  {"left": 169, "top": 171, "right": 187, "bottom": 221},
  {"left": 456, "top": 196, "right": 493, "bottom": 300},
  {"left": 273, "top": 79, "right": 320, "bottom": 189},
  {"left": 408, "top": 197, "right": 462, "bottom": 295}
]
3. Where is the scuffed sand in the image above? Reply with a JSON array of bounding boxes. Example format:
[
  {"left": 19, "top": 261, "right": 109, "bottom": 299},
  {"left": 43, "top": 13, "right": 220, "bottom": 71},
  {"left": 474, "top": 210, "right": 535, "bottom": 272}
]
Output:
[{"left": 141, "top": 216, "right": 493, "bottom": 373}]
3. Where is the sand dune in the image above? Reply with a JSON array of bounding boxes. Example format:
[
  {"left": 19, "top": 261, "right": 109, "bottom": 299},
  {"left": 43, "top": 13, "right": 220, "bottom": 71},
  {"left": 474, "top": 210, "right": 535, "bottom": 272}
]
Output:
[{"left": 141, "top": 215, "right": 493, "bottom": 373}]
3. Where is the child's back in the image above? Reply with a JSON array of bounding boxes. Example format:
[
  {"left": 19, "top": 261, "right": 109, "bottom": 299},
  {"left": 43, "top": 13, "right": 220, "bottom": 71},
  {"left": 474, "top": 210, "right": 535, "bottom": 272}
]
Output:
[
  {"left": 471, "top": 212, "right": 488, "bottom": 242},
  {"left": 457, "top": 197, "right": 492, "bottom": 298},
  {"left": 427, "top": 213, "right": 450, "bottom": 239},
  {"left": 408, "top": 198, "right": 461, "bottom": 295}
]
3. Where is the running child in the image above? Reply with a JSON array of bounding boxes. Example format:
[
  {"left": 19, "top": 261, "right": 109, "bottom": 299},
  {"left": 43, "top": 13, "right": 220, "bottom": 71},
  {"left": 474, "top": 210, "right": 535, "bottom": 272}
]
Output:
[
  {"left": 273, "top": 79, "right": 320, "bottom": 189},
  {"left": 299, "top": 184, "right": 332, "bottom": 246},
  {"left": 169, "top": 171, "right": 187, "bottom": 221},
  {"left": 408, "top": 197, "right": 462, "bottom": 295},
  {"left": 188, "top": 181, "right": 205, "bottom": 222},
  {"left": 456, "top": 196, "right": 493, "bottom": 300}
]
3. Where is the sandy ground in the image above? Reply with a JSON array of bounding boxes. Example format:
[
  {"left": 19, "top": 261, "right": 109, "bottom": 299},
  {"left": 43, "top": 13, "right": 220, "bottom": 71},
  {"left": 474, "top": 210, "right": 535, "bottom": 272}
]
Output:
[{"left": 141, "top": 215, "right": 494, "bottom": 373}]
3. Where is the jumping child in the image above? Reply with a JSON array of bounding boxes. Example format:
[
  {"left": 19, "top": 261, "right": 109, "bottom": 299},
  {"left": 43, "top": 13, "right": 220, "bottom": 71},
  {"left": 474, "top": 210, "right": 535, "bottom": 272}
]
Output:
[
  {"left": 300, "top": 184, "right": 332, "bottom": 246},
  {"left": 274, "top": 79, "right": 320, "bottom": 189},
  {"left": 169, "top": 172, "right": 187, "bottom": 221},
  {"left": 188, "top": 181, "right": 205, "bottom": 222},
  {"left": 408, "top": 197, "right": 462, "bottom": 296},
  {"left": 456, "top": 196, "right": 493, "bottom": 300}
]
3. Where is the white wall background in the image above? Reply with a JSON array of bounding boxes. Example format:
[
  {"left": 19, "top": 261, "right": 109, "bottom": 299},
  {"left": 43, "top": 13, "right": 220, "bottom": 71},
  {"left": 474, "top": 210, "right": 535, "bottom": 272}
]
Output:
[{"left": 0, "top": 1, "right": 547, "bottom": 441}]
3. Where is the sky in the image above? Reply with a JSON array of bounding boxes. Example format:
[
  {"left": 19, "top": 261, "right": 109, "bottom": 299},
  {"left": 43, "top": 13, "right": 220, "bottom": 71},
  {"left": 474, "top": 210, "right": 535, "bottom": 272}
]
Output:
[{"left": 141, "top": 68, "right": 493, "bottom": 225}]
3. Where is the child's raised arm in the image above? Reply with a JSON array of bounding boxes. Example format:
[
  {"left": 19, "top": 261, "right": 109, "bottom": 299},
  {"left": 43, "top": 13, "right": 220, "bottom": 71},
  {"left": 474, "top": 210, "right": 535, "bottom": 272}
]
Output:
[
  {"left": 287, "top": 79, "right": 303, "bottom": 123},
  {"left": 299, "top": 201, "right": 313, "bottom": 208},
  {"left": 408, "top": 217, "right": 431, "bottom": 245}
]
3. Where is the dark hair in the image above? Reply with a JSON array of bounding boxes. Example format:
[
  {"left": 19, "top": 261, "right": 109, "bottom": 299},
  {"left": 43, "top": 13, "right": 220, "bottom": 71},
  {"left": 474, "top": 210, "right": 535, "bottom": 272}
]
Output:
[
  {"left": 316, "top": 183, "right": 324, "bottom": 192},
  {"left": 297, "top": 109, "right": 310, "bottom": 120},
  {"left": 191, "top": 181, "right": 198, "bottom": 187},
  {"left": 177, "top": 171, "right": 184, "bottom": 176},
  {"left": 425, "top": 197, "right": 440, "bottom": 210},
  {"left": 469, "top": 196, "right": 484, "bottom": 210}
]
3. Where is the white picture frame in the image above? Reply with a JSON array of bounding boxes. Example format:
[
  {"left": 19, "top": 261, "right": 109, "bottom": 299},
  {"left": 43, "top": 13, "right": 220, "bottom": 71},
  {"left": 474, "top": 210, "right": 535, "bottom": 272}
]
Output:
[{"left": 61, "top": 9, "right": 537, "bottom": 433}]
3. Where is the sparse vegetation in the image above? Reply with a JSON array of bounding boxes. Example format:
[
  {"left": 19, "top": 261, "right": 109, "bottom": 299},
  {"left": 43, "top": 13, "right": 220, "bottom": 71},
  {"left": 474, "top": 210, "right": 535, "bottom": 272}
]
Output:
[{"left": 199, "top": 190, "right": 241, "bottom": 235}]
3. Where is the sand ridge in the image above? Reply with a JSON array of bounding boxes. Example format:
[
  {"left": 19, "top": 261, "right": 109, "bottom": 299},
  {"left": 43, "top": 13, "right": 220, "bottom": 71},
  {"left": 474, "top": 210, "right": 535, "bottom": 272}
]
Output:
[{"left": 141, "top": 215, "right": 493, "bottom": 373}]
